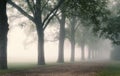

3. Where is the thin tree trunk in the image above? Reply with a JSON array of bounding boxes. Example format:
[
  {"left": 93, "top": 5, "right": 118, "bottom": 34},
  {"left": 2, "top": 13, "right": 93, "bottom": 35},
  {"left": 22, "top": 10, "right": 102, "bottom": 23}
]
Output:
[
  {"left": 57, "top": 14, "right": 65, "bottom": 63},
  {"left": 81, "top": 44, "right": 85, "bottom": 60},
  {"left": 0, "top": 0, "right": 8, "bottom": 69},
  {"left": 88, "top": 48, "right": 91, "bottom": 60},
  {"left": 70, "top": 39, "right": 75, "bottom": 62},
  {"left": 70, "top": 27, "right": 75, "bottom": 62}
]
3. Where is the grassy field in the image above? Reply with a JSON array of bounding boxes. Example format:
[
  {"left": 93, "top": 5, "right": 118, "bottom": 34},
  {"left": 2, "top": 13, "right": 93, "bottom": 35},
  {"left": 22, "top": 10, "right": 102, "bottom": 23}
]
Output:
[
  {"left": 97, "top": 61, "right": 120, "bottom": 76},
  {"left": 1, "top": 61, "right": 120, "bottom": 76}
]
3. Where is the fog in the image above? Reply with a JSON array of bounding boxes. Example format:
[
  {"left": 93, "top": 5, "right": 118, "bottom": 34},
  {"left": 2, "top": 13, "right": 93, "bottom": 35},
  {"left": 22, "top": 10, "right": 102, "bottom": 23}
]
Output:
[
  {"left": 7, "top": 24, "right": 112, "bottom": 64},
  {"left": 7, "top": 4, "right": 113, "bottom": 65}
]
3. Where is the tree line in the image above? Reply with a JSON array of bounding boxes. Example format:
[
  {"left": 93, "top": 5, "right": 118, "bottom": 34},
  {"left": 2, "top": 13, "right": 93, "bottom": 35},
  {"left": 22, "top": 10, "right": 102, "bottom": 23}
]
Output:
[{"left": 0, "top": 0, "right": 119, "bottom": 69}]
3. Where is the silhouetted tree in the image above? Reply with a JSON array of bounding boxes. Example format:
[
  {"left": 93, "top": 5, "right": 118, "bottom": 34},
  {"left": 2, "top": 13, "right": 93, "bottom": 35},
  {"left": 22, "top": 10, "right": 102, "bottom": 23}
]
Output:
[
  {"left": 0, "top": 0, "right": 8, "bottom": 69},
  {"left": 8, "top": 0, "right": 64, "bottom": 65},
  {"left": 57, "top": 12, "right": 66, "bottom": 63}
]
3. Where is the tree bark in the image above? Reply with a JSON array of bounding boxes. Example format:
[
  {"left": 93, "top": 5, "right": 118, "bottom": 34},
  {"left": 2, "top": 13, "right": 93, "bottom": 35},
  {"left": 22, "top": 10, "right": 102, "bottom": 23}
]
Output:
[
  {"left": 0, "top": 0, "right": 8, "bottom": 69},
  {"left": 57, "top": 14, "right": 65, "bottom": 63}
]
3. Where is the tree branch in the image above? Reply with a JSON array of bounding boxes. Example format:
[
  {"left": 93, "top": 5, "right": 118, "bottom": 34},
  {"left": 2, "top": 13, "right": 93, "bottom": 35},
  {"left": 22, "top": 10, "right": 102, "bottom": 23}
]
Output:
[
  {"left": 41, "top": 0, "right": 50, "bottom": 12},
  {"left": 26, "top": 0, "right": 35, "bottom": 15},
  {"left": 42, "top": 0, "right": 64, "bottom": 27},
  {"left": 43, "top": 9, "right": 58, "bottom": 30},
  {"left": 55, "top": 14, "right": 61, "bottom": 24},
  {"left": 8, "top": 0, "right": 34, "bottom": 22}
]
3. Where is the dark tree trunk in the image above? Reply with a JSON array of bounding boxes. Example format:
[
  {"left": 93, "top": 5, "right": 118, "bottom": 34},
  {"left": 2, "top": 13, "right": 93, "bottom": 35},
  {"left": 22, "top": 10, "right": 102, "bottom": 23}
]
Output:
[
  {"left": 0, "top": 0, "right": 8, "bottom": 69},
  {"left": 34, "top": 0, "right": 45, "bottom": 65},
  {"left": 57, "top": 14, "right": 65, "bottom": 63},
  {"left": 37, "top": 27, "right": 45, "bottom": 65},
  {"left": 81, "top": 44, "right": 85, "bottom": 60}
]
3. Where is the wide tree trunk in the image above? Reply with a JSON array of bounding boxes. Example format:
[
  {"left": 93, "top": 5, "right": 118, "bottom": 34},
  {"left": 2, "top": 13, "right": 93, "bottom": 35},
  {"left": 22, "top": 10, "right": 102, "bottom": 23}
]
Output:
[
  {"left": 37, "top": 28, "right": 45, "bottom": 65},
  {"left": 35, "top": 20, "right": 45, "bottom": 65},
  {"left": 57, "top": 14, "right": 65, "bottom": 63},
  {"left": 81, "top": 44, "right": 85, "bottom": 60},
  {"left": 0, "top": 0, "right": 8, "bottom": 69}
]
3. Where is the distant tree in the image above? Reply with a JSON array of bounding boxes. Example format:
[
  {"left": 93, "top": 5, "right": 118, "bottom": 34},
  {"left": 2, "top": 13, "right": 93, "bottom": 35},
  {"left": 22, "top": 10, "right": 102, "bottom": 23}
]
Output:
[
  {"left": 8, "top": 0, "right": 64, "bottom": 65},
  {"left": 75, "top": 25, "right": 88, "bottom": 60},
  {"left": 65, "top": 16, "right": 80, "bottom": 62},
  {"left": 0, "top": 0, "right": 8, "bottom": 69},
  {"left": 64, "top": 0, "right": 109, "bottom": 61},
  {"left": 56, "top": 11, "right": 66, "bottom": 63}
]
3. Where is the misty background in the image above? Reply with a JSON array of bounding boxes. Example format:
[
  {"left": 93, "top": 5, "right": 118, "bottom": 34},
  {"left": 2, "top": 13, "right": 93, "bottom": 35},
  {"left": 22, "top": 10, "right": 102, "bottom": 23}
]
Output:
[{"left": 7, "top": 4, "right": 112, "bottom": 64}]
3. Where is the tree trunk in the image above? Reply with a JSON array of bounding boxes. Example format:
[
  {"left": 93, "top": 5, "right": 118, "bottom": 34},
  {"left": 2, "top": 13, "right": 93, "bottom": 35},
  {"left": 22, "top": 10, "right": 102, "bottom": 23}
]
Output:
[
  {"left": 70, "top": 37, "right": 75, "bottom": 62},
  {"left": 34, "top": 0, "right": 45, "bottom": 65},
  {"left": 57, "top": 14, "right": 65, "bottom": 63},
  {"left": 88, "top": 48, "right": 91, "bottom": 60},
  {"left": 81, "top": 44, "right": 85, "bottom": 60},
  {"left": 36, "top": 27, "right": 45, "bottom": 65},
  {"left": 70, "top": 25, "right": 75, "bottom": 62},
  {"left": 0, "top": 0, "right": 8, "bottom": 69},
  {"left": 92, "top": 50, "right": 95, "bottom": 59}
]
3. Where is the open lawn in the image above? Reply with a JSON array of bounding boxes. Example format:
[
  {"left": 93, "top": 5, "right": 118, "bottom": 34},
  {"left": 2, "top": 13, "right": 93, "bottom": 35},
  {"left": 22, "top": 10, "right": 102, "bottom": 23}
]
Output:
[{"left": 0, "top": 61, "right": 120, "bottom": 76}]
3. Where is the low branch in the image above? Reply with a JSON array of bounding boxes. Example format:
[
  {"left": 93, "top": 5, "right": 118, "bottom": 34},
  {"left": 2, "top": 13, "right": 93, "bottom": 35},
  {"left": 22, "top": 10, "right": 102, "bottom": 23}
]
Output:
[{"left": 43, "top": 9, "right": 58, "bottom": 30}]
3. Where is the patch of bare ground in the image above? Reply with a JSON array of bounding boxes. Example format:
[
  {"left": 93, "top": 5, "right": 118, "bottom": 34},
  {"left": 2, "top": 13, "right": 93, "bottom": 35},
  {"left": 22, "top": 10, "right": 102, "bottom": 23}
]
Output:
[{"left": 0, "top": 62, "right": 107, "bottom": 76}]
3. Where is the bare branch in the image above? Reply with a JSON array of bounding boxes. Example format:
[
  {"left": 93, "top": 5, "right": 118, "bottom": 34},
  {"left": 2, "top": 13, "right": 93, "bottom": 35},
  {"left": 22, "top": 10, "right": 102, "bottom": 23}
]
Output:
[
  {"left": 41, "top": 0, "right": 50, "bottom": 12},
  {"left": 8, "top": 0, "right": 34, "bottom": 22},
  {"left": 43, "top": 9, "right": 58, "bottom": 30},
  {"left": 26, "top": 0, "right": 35, "bottom": 15},
  {"left": 42, "top": 0, "right": 64, "bottom": 27},
  {"left": 55, "top": 14, "right": 61, "bottom": 24}
]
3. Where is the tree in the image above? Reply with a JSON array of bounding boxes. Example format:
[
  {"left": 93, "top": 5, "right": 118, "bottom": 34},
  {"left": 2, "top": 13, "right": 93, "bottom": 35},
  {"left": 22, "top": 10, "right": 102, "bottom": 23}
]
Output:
[
  {"left": 57, "top": 12, "right": 66, "bottom": 63},
  {"left": 65, "top": 16, "right": 80, "bottom": 62},
  {"left": 64, "top": 0, "right": 109, "bottom": 61},
  {"left": 76, "top": 26, "right": 88, "bottom": 60},
  {"left": 8, "top": 0, "right": 64, "bottom": 65},
  {"left": 0, "top": 0, "right": 8, "bottom": 69}
]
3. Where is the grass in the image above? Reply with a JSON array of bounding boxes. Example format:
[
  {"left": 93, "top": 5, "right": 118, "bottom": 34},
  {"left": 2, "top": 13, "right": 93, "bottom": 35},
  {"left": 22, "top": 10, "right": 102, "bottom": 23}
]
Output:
[
  {"left": 1, "top": 61, "right": 120, "bottom": 76},
  {"left": 97, "top": 61, "right": 120, "bottom": 76},
  {"left": 0, "top": 62, "right": 64, "bottom": 74},
  {"left": 0, "top": 63, "right": 37, "bottom": 74}
]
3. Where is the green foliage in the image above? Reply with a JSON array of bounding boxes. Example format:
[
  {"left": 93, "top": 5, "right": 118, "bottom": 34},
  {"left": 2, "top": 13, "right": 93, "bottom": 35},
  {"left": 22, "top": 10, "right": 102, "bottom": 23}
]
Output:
[{"left": 65, "top": 0, "right": 109, "bottom": 21}]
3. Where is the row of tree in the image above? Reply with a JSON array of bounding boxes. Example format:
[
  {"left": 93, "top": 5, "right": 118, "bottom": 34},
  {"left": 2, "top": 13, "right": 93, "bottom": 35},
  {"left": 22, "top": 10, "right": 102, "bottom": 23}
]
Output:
[{"left": 0, "top": 0, "right": 119, "bottom": 69}]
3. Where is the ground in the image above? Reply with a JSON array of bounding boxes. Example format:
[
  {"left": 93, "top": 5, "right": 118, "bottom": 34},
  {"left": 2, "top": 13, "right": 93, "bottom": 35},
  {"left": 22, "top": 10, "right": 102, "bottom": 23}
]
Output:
[{"left": 0, "top": 61, "right": 109, "bottom": 76}]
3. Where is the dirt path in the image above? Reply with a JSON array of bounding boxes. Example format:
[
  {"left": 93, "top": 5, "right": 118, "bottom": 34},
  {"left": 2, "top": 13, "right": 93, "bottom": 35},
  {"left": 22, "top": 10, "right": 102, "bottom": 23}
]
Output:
[{"left": 1, "top": 62, "right": 106, "bottom": 76}]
